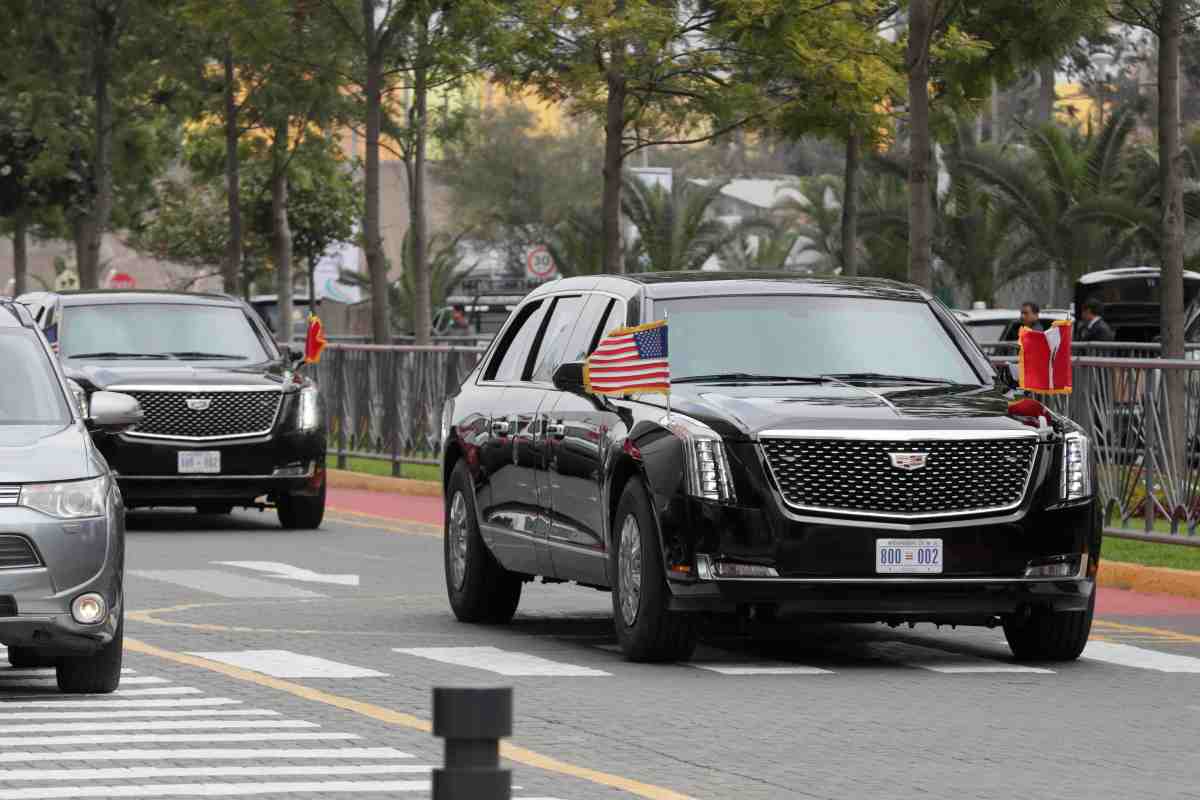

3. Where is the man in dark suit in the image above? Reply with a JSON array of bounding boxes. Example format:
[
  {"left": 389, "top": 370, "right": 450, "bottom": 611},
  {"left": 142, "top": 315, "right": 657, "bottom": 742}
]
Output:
[
  {"left": 1078, "top": 298, "right": 1116, "bottom": 342},
  {"left": 1020, "top": 301, "right": 1044, "bottom": 331}
]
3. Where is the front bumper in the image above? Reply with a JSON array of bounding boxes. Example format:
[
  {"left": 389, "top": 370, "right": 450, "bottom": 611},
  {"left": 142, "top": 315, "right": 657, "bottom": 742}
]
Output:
[{"left": 0, "top": 506, "right": 123, "bottom": 655}]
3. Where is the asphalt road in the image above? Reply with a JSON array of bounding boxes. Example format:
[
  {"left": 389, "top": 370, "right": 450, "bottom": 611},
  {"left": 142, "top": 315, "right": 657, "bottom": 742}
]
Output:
[{"left": 2, "top": 495, "right": 1200, "bottom": 800}]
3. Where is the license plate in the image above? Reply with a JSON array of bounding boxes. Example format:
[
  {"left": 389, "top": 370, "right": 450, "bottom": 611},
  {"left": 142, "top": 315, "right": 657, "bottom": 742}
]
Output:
[
  {"left": 178, "top": 451, "right": 221, "bottom": 474},
  {"left": 876, "top": 538, "right": 943, "bottom": 574}
]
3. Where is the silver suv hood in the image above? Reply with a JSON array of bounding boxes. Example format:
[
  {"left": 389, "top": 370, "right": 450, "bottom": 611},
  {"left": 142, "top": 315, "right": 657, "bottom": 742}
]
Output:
[{"left": 0, "top": 423, "right": 96, "bottom": 483}]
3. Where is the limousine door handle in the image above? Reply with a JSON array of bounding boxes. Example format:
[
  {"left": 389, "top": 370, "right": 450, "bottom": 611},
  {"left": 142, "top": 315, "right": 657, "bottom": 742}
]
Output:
[{"left": 545, "top": 420, "right": 567, "bottom": 439}]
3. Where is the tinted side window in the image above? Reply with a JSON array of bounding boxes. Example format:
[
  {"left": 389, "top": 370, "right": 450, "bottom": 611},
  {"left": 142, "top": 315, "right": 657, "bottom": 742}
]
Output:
[
  {"left": 484, "top": 300, "right": 546, "bottom": 383},
  {"left": 591, "top": 299, "right": 626, "bottom": 351},
  {"left": 538, "top": 294, "right": 610, "bottom": 382},
  {"left": 530, "top": 295, "right": 587, "bottom": 383}
]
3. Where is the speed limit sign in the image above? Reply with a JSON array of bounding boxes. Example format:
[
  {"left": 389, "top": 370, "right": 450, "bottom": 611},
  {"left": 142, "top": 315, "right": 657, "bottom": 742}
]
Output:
[{"left": 526, "top": 245, "right": 556, "bottom": 279}]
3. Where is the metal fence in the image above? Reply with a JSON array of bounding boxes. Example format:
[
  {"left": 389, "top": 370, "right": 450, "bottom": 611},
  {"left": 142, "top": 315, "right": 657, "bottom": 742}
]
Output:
[
  {"left": 314, "top": 343, "right": 1200, "bottom": 546},
  {"left": 978, "top": 341, "right": 1200, "bottom": 359},
  {"left": 313, "top": 343, "right": 485, "bottom": 473}
]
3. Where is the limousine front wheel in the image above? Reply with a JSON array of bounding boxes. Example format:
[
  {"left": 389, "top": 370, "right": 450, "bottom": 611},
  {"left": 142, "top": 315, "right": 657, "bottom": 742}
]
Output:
[
  {"left": 1003, "top": 591, "right": 1094, "bottom": 662},
  {"left": 611, "top": 479, "right": 697, "bottom": 662},
  {"left": 444, "top": 461, "right": 521, "bottom": 624}
]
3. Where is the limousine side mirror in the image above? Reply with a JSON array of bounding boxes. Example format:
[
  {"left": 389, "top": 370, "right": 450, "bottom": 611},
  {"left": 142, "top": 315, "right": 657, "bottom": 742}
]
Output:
[
  {"left": 553, "top": 361, "right": 586, "bottom": 393},
  {"left": 88, "top": 391, "right": 145, "bottom": 432}
]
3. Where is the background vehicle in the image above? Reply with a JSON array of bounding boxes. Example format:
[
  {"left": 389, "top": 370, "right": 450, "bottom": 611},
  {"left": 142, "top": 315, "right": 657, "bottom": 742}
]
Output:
[
  {"left": 18, "top": 291, "right": 327, "bottom": 529},
  {"left": 954, "top": 308, "right": 1071, "bottom": 351},
  {"left": 0, "top": 299, "right": 140, "bottom": 692},
  {"left": 1074, "top": 267, "right": 1200, "bottom": 341},
  {"left": 441, "top": 273, "right": 1100, "bottom": 664}
]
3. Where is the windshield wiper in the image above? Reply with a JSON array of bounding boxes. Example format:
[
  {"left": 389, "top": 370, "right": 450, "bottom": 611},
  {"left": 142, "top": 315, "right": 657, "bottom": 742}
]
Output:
[
  {"left": 823, "top": 372, "right": 954, "bottom": 385},
  {"left": 70, "top": 352, "right": 174, "bottom": 360},
  {"left": 167, "top": 351, "right": 245, "bottom": 360},
  {"left": 673, "top": 373, "right": 828, "bottom": 384}
]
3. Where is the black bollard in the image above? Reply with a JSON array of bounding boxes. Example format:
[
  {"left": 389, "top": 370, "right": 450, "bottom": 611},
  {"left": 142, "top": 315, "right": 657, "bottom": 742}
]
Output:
[{"left": 432, "top": 687, "right": 512, "bottom": 800}]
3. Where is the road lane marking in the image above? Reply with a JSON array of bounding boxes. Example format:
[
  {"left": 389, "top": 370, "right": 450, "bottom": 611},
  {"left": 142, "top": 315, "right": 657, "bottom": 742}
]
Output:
[
  {"left": 0, "top": 698, "right": 241, "bottom": 710},
  {"left": 0, "top": 780, "right": 431, "bottom": 798},
  {"left": 0, "top": 669, "right": 136, "bottom": 679},
  {"left": 0, "top": 747, "right": 413, "bottom": 764},
  {"left": 326, "top": 509, "right": 442, "bottom": 538},
  {"left": 394, "top": 647, "right": 611, "bottom": 677},
  {"left": 125, "top": 637, "right": 694, "bottom": 800},
  {"left": 691, "top": 665, "right": 833, "bottom": 675},
  {"left": 187, "top": 650, "right": 387, "bottom": 678},
  {"left": 129, "top": 570, "right": 325, "bottom": 599},
  {"left": 0, "top": 765, "right": 431, "bottom": 781},
  {"left": 0, "top": 732, "right": 359, "bottom": 747},
  {"left": 0, "top": 709, "right": 280, "bottom": 721},
  {"left": 1083, "top": 641, "right": 1200, "bottom": 672},
  {"left": 1093, "top": 618, "right": 1200, "bottom": 644},
  {"left": 0, "top": 675, "right": 167, "bottom": 685},
  {"left": 213, "top": 561, "right": 360, "bottom": 587},
  {"left": 113, "top": 687, "right": 203, "bottom": 696},
  {"left": 0, "top": 719, "right": 319, "bottom": 734},
  {"left": 871, "top": 642, "right": 1055, "bottom": 674}
]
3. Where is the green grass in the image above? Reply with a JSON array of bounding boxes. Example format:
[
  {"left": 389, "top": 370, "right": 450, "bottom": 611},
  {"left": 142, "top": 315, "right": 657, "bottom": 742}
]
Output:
[
  {"left": 1103, "top": 535, "right": 1200, "bottom": 571},
  {"left": 326, "top": 454, "right": 440, "bottom": 482}
]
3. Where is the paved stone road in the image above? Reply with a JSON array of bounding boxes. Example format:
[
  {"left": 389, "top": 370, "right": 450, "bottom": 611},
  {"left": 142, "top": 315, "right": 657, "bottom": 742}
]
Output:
[{"left": 3, "top": 494, "right": 1200, "bottom": 800}]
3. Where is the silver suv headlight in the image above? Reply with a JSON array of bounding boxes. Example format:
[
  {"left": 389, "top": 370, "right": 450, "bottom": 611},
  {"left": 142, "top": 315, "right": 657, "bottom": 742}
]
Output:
[
  {"left": 21, "top": 477, "right": 109, "bottom": 519},
  {"left": 662, "top": 413, "right": 736, "bottom": 503},
  {"left": 298, "top": 386, "right": 321, "bottom": 430},
  {"left": 1061, "top": 431, "right": 1091, "bottom": 502}
]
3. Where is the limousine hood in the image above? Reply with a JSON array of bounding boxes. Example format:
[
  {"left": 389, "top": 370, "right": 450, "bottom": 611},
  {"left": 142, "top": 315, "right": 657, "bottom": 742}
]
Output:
[
  {"left": 656, "top": 381, "right": 1034, "bottom": 439},
  {"left": 62, "top": 360, "right": 287, "bottom": 392}
]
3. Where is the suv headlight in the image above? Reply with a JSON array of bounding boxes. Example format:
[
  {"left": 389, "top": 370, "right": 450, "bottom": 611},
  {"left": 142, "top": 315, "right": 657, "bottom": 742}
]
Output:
[
  {"left": 1061, "top": 431, "right": 1092, "bottom": 502},
  {"left": 21, "top": 477, "right": 109, "bottom": 519},
  {"left": 662, "top": 413, "right": 736, "bottom": 503},
  {"left": 298, "top": 386, "right": 321, "bottom": 431}
]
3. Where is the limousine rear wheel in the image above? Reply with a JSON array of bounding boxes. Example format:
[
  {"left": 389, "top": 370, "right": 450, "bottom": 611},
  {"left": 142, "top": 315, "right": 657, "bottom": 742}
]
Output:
[
  {"left": 1003, "top": 591, "right": 1094, "bottom": 662},
  {"left": 445, "top": 461, "right": 521, "bottom": 624},
  {"left": 611, "top": 479, "right": 697, "bottom": 662}
]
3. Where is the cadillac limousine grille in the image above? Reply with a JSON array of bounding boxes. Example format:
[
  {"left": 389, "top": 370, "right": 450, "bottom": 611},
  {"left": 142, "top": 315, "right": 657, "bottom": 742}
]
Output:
[
  {"left": 122, "top": 389, "right": 282, "bottom": 440},
  {"left": 760, "top": 435, "right": 1038, "bottom": 517},
  {"left": 0, "top": 536, "right": 40, "bottom": 570}
]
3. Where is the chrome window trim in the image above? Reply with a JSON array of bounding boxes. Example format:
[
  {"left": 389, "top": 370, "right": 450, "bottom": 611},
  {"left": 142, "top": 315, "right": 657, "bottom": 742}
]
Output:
[
  {"left": 756, "top": 428, "right": 1041, "bottom": 521},
  {"left": 112, "top": 385, "right": 284, "bottom": 442}
]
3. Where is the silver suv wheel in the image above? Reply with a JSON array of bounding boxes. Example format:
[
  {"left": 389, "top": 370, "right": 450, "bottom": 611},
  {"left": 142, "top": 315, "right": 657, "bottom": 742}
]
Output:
[
  {"left": 448, "top": 490, "right": 469, "bottom": 591},
  {"left": 618, "top": 513, "right": 642, "bottom": 627}
]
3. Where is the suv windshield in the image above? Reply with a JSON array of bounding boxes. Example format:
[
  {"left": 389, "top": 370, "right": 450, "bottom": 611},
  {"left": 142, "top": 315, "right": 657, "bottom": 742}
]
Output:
[
  {"left": 0, "top": 331, "right": 70, "bottom": 425},
  {"left": 61, "top": 304, "right": 270, "bottom": 362},
  {"left": 656, "top": 295, "right": 982, "bottom": 385}
]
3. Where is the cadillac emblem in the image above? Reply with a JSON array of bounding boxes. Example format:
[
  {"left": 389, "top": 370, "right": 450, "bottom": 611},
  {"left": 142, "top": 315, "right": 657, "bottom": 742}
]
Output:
[
  {"left": 889, "top": 452, "right": 929, "bottom": 471},
  {"left": 185, "top": 398, "right": 213, "bottom": 411}
]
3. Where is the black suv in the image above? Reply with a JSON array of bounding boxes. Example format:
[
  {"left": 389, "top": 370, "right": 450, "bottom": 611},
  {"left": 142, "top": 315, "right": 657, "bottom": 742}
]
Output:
[
  {"left": 440, "top": 273, "right": 1100, "bottom": 663},
  {"left": 19, "top": 291, "right": 327, "bottom": 528}
]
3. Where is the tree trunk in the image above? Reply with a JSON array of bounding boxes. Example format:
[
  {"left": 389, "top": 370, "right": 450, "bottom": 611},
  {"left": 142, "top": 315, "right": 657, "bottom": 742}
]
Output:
[
  {"left": 12, "top": 208, "right": 28, "bottom": 297},
  {"left": 602, "top": 0, "right": 627, "bottom": 275},
  {"left": 223, "top": 44, "right": 243, "bottom": 298},
  {"left": 362, "top": 0, "right": 390, "bottom": 344},
  {"left": 906, "top": 0, "right": 933, "bottom": 291},
  {"left": 1159, "top": 0, "right": 1187, "bottom": 479},
  {"left": 990, "top": 79, "right": 1002, "bottom": 143},
  {"left": 411, "top": 18, "right": 432, "bottom": 346},
  {"left": 1036, "top": 61, "right": 1057, "bottom": 124},
  {"left": 80, "top": 0, "right": 119, "bottom": 290},
  {"left": 271, "top": 123, "right": 294, "bottom": 349},
  {"left": 841, "top": 128, "right": 860, "bottom": 277}
]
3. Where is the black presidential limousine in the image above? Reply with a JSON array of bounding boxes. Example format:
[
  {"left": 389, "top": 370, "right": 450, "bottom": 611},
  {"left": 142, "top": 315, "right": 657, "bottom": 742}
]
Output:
[{"left": 439, "top": 273, "right": 1100, "bottom": 663}]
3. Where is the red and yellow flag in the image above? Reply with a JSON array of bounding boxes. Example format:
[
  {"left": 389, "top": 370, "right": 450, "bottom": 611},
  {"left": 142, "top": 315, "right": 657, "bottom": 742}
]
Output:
[
  {"left": 304, "top": 314, "right": 327, "bottom": 364},
  {"left": 1018, "top": 320, "right": 1072, "bottom": 395}
]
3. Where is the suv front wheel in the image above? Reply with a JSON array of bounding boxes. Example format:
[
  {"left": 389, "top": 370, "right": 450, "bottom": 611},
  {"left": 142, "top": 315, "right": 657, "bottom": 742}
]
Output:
[
  {"left": 278, "top": 475, "right": 326, "bottom": 530},
  {"left": 1004, "top": 591, "right": 1095, "bottom": 661},
  {"left": 57, "top": 614, "right": 123, "bottom": 694}
]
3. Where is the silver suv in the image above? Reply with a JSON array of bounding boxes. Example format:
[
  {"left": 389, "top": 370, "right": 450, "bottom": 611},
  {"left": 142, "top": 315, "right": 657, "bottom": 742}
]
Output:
[{"left": 0, "top": 300, "right": 141, "bottom": 692}]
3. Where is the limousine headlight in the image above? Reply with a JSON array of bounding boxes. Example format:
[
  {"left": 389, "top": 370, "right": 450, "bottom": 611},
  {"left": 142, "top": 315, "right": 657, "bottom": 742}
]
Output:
[
  {"left": 663, "top": 414, "right": 736, "bottom": 503},
  {"left": 1061, "top": 431, "right": 1092, "bottom": 502},
  {"left": 298, "top": 386, "right": 321, "bottom": 431},
  {"left": 21, "top": 477, "right": 108, "bottom": 519}
]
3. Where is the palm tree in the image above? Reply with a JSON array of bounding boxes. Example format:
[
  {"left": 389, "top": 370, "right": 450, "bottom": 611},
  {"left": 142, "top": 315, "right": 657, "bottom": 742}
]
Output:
[
  {"left": 718, "top": 222, "right": 802, "bottom": 271},
  {"left": 620, "top": 175, "right": 739, "bottom": 272},
  {"left": 771, "top": 176, "right": 851, "bottom": 274},
  {"left": 543, "top": 209, "right": 640, "bottom": 276}
]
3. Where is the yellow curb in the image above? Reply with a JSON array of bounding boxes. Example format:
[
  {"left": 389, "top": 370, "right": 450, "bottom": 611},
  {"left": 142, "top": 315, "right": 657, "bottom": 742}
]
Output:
[
  {"left": 124, "top": 637, "right": 694, "bottom": 800},
  {"left": 1098, "top": 559, "right": 1200, "bottom": 601},
  {"left": 327, "top": 468, "right": 441, "bottom": 497}
]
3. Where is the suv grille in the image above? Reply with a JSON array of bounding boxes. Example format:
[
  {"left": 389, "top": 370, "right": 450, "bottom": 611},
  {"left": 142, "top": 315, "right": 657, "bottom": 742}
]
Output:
[
  {"left": 760, "top": 435, "right": 1038, "bottom": 517},
  {"left": 0, "top": 486, "right": 17, "bottom": 507},
  {"left": 0, "top": 536, "right": 40, "bottom": 569},
  {"left": 123, "top": 389, "right": 282, "bottom": 440}
]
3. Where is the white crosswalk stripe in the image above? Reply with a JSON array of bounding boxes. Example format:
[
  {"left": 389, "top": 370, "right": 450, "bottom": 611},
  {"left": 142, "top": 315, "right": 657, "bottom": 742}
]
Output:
[
  {"left": 0, "top": 732, "right": 359, "bottom": 747},
  {"left": 1084, "top": 640, "right": 1200, "bottom": 672},
  {"left": 691, "top": 664, "right": 833, "bottom": 675},
  {"left": 0, "top": 780, "right": 432, "bottom": 798},
  {"left": 395, "top": 646, "right": 611, "bottom": 676},
  {"left": 187, "top": 650, "right": 388, "bottom": 678},
  {"left": 0, "top": 765, "right": 433, "bottom": 782},
  {"left": 0, "top": 698, "right": 242, "bottom": 710},
  {"left": 0, "top": 719, "right": 319, "bottom": 734},
  {"left": 0, "top": 675, "right": 169, "bottom": 686},
  {"left": 869, "top": 642, "right": 1056, "bottom": 674},
  {"left": 0, "top": 748, "right": 414, "bottom": 764},
  {"left": 0, "top": 709, "right": 280, "bottom": 721}
]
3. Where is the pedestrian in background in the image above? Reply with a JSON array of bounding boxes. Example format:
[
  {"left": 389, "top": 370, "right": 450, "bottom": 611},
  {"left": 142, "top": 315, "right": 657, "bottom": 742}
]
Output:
[
  {"left": 1078, "top": 298, "right": 1116, "bottom": 342},
  {"left": 1020, "top": 301, "right": 1044, "bottom": 331}
]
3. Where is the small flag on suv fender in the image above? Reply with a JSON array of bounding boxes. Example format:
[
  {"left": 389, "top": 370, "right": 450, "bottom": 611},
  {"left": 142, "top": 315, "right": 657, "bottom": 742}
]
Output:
[
  {"left": 304, "top": 314, "right": 327, "bottom": 364},
  {"left": 584, "top": 320, "right": 670, "bottom": 396},
  {"left": 1018, "top": 320, "right": 1072, "bottom": 395}
]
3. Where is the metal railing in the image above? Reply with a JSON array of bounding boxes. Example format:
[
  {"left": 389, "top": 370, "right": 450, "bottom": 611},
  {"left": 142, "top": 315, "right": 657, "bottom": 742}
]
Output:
[
  {"left": 978, "top": 340, "right": 1200, "bottom": 359},
  {"left": 314, "top": 343, "right": 1200, "bottom": 546}
]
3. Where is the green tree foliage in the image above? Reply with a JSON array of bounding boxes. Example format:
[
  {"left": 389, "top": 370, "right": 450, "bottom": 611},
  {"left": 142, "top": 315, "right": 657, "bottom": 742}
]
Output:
[{"left": 620, "top": 176, "right": 745, "bottom": 272}]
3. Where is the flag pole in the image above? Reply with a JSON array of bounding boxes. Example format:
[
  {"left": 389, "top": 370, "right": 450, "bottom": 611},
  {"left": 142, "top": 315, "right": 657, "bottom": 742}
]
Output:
[{"left": 664, "top": 311, "right": 671, "bottom": 421}]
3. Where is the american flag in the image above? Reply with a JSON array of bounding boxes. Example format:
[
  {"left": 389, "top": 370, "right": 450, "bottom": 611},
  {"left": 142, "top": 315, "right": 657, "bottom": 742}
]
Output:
[{"left": 584, "top": 320, "right": 670, "bottom": 396}]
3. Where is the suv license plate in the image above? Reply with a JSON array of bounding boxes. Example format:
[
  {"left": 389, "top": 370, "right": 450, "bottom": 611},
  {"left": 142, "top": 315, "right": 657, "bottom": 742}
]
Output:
[
  {"left": 178, "top": 451, "right": 221, "bottom": 474},
  {"left": 876, "top": 539, "right": 942, "bottom": 574}
]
